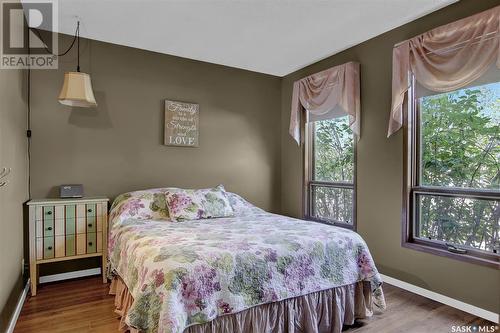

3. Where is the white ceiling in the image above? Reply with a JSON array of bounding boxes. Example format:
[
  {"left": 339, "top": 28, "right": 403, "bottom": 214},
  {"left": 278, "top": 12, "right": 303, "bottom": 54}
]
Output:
[{"left": 31, "top": 0, "right": 457, "bottom": 77}]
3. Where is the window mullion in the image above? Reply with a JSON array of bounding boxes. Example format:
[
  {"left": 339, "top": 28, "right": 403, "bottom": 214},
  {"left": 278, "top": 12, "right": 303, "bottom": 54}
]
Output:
[
  {"left": 413, "top": 186, "right": 500, "bottom": 200},
  {"left": 309, "top": 181, "right": 354, "bottom": 189}
]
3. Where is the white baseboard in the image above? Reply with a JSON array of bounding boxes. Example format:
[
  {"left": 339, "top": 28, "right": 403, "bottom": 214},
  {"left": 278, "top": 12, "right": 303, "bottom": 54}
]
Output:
[
  {"left": 6, "top": 279, "right": 30, "bottom": 333},
  {"left": 380, "top": 274, "right": 499, "bottom": 323},
  {"left": 39, "top": 267, "right": 101, "bottom": 284}
]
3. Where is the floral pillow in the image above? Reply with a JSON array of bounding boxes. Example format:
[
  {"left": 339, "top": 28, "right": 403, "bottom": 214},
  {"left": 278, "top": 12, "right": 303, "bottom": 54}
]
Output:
[
  {"left": 165, "top": 185, "right": 234, "bottom": 221},
  {"left": 109, "top": 188, "right": 172, "bottom": 224},
  {"left": 226, "top": 192, "right": 265, "bottom": 216}
]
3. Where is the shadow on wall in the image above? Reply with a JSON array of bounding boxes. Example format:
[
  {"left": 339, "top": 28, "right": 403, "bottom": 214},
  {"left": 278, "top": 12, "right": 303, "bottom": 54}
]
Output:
[
  {"left": 377, "top": 264, "right": 431, "bottom": 289},
  {"left": 68, "top": 91, "right": 112, "bottom": 129},
  {"left": 0, "top": 274, "right": 24, "bottom": 332}
]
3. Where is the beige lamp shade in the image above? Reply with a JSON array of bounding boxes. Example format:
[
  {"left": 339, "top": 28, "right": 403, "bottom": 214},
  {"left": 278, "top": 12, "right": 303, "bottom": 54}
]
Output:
[{"left": 58, "top": 71, "right": 97, "bottom": 107}]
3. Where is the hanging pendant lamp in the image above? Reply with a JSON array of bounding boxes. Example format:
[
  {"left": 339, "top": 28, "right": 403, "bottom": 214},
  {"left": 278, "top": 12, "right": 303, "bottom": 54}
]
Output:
[{"left": 58, "top": 22, "right": 97, "bottom": 107}]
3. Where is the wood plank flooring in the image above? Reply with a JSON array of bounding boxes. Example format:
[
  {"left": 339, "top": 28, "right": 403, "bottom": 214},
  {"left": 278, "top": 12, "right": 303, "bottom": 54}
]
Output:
[{"left": 13, "top": 276, "right": 497, "bottom": 333}]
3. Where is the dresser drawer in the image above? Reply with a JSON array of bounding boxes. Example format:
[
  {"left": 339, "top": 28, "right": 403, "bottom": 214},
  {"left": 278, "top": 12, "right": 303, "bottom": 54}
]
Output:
[
  {"left": 87, "top": 233, "right": 97, "bottom": 253},
  {"left": 36, "top": 232, "right": 104, "bottom": 260},
  {"left": 36, "top": 203, "right": 104, "bottom": 237},
  {"left": 36, "top": 236, "right": 75, "bottom": 259},
  {"left": 35, "top": 204, "right": 104, "bottom": 220},
  {"left": 35, "top": 205, "right": 62, "bottom": 220},
  {"left": 37, "top": 235, "right": 73, "bottom": 259},
  {"left": 86, "top": 203, "right": 96, "bottom": 217},
  {"left": 76, "top": 232, "right": 103, "bottom": 255},
  {"left": 36, "top": 237, "right": 54, "bottom": 259}
]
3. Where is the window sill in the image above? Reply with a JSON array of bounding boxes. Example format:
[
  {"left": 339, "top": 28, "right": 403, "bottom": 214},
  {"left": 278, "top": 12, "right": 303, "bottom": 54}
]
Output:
[
  {"left": 304, "top": 215, "right": 355, "bottom": 230},
  {"left": 402, "top": 240, "right": 499, "bottom": 269}
]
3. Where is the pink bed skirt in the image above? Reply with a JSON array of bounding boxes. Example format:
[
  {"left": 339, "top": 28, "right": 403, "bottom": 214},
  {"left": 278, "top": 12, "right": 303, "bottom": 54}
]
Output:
[{"left": 109, "top": 276, "right": 374, "bottom": 333}]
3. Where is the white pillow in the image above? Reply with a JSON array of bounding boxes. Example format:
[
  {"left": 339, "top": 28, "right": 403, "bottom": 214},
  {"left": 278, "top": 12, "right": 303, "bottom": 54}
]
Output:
[{"left": 226, "top": 192, "right": 265, "bottom": 216}]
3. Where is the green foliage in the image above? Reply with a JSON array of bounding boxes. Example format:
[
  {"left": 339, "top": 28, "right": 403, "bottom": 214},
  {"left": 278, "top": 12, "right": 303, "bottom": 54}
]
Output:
[
  {"left": 421, "top": 87, "right": 499, "bottom": 189},
  {"left": 314, "top": 117, "right": 353, "bottom": 182},
  {"left": 312, "top": 117, "right": 354, "bottom": 224},
  {"left": 418, "top": 83, "right": 499, "bottom": 253},
  {"left": 312, "top": 186, "right": 353, "bottom": 224}
]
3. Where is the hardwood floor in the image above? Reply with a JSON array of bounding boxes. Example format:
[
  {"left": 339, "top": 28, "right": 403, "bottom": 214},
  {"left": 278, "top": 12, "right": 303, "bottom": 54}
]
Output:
[
  {"left": 14, "top": 276, "right": 497, "bottom": 333},
  {"left": 14, "top": 277, "right": 118, "bottom": 333},
  {"left": 346, "top": 285, "right": 496, "bottom": 333}
]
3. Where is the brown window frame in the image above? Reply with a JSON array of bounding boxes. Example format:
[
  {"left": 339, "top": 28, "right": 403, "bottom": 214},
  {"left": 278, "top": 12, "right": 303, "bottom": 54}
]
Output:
[
  {"left": 303, "top": 120, "right": 357, "bottom": 230},
  {"left": 402, "top": 75, "right": 499, "bottom": 269}
]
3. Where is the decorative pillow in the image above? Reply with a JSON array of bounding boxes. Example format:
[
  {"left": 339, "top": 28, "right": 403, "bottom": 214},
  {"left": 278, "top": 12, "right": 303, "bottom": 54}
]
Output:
[
  {"left": 109, "top": 188, "right": 172, "bottom": 223},
  {"left": 226, "top": 192, "right": 265, "bottom": 216},
  {"left": 165, "top": 185, "right": 234, "bottom": 221}
]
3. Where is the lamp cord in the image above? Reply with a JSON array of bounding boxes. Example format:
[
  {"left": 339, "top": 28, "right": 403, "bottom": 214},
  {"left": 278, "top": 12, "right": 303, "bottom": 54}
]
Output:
[
  {"left": 30, "top": 21, "right": 80, "bottom": 58},
  {"left": 77, "top": 22, "right": 80, "bottom": 72},
  {"left": 26, "top": 22, "right": 81, "bottom": 199},
  {"left": 27, "top": 51, "right": 31, "bottom": 200}
]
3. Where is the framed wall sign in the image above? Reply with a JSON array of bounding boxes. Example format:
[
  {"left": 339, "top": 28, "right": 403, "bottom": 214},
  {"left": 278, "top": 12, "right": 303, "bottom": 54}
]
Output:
[{"left": 164, "top": 100, "right": 199, "bottom": 147}]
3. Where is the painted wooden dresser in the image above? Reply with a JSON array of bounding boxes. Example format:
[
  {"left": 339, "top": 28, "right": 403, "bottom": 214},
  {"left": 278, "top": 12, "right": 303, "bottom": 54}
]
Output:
[{"left": 27, "top": 197, "right": 109, "bottom": 296}]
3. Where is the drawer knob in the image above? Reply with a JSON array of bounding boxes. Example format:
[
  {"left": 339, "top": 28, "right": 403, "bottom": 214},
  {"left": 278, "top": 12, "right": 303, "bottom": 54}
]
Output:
[
  {"left": 47, "top": 246, "right": 52, "bottom": 250},
  {"left": 88, "top": 242, "right": 93, "bottom": 246},
  {"left": 87, "top": 209, "right": 92, "bottom": 213},
  {"left": 46, "top": 227, "right": 52, "bottom": 231},
  {"left": 46, "top": 211, "right": 52, "bottom": 215}
]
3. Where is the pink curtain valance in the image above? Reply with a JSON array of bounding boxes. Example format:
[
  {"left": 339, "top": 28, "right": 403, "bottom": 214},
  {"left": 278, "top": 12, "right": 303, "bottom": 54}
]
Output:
[
  {"left": 289, "top": 61, "right": 360, "bottom": 145},
  {"left": 388, "top": 6, "right": 500, "bottom": 137}
]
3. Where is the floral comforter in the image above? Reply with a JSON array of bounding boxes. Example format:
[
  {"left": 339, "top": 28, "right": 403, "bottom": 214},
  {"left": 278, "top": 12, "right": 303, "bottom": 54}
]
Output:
[{"left": 108, "top": 201, "right": 385, "bottom": 333}]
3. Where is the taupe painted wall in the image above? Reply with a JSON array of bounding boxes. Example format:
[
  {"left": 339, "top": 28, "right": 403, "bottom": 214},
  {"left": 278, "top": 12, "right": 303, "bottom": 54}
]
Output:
[
  {"left": 30, "top": 35, "right": 282, "bottom": 275},
  {"left": 31, "top": 36, "right": 282, "bottom": 208},
  {"left": 280, "top": 0, "right": 499, "bottom": 313},
  {"left": 0, "top": 62, "right": 28, "bottom": 329}
]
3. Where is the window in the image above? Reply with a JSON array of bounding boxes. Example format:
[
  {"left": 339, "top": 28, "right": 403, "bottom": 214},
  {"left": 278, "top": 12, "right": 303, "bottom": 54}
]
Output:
[
  {"left": 404, "top": 68, "right": 500, "bottom": 267},
  {"left": 305, "top": 115, "right": 356, "bottom": 228}
]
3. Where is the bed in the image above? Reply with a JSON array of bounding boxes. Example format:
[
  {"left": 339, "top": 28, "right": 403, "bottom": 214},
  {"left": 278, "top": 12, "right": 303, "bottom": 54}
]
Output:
[{"left": 107, "top": 187, "right": 385, "bottom": 333}]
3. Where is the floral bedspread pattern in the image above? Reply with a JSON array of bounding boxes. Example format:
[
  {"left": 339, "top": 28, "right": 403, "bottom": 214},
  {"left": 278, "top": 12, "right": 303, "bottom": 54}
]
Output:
[
  {"left": 108, "top": 205, "right": 385, "bottom": 333},
  {"left": 165, "top": 185, "right": 234, "bottom": 221}
]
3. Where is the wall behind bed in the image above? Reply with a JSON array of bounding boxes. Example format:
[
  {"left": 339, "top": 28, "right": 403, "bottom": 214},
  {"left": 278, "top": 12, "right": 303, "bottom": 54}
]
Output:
[
  {"left": 280, "top": 0, "right": 499, "bottom": 314},
  {"left": 30, "top": 35, "right": 281, "bottom": 275},
  {"left": 31, "top": 36, "right": 281, "bottom": 209},
  {"left": 0, "top": 12, "right": 28, "bottom": 330}
]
